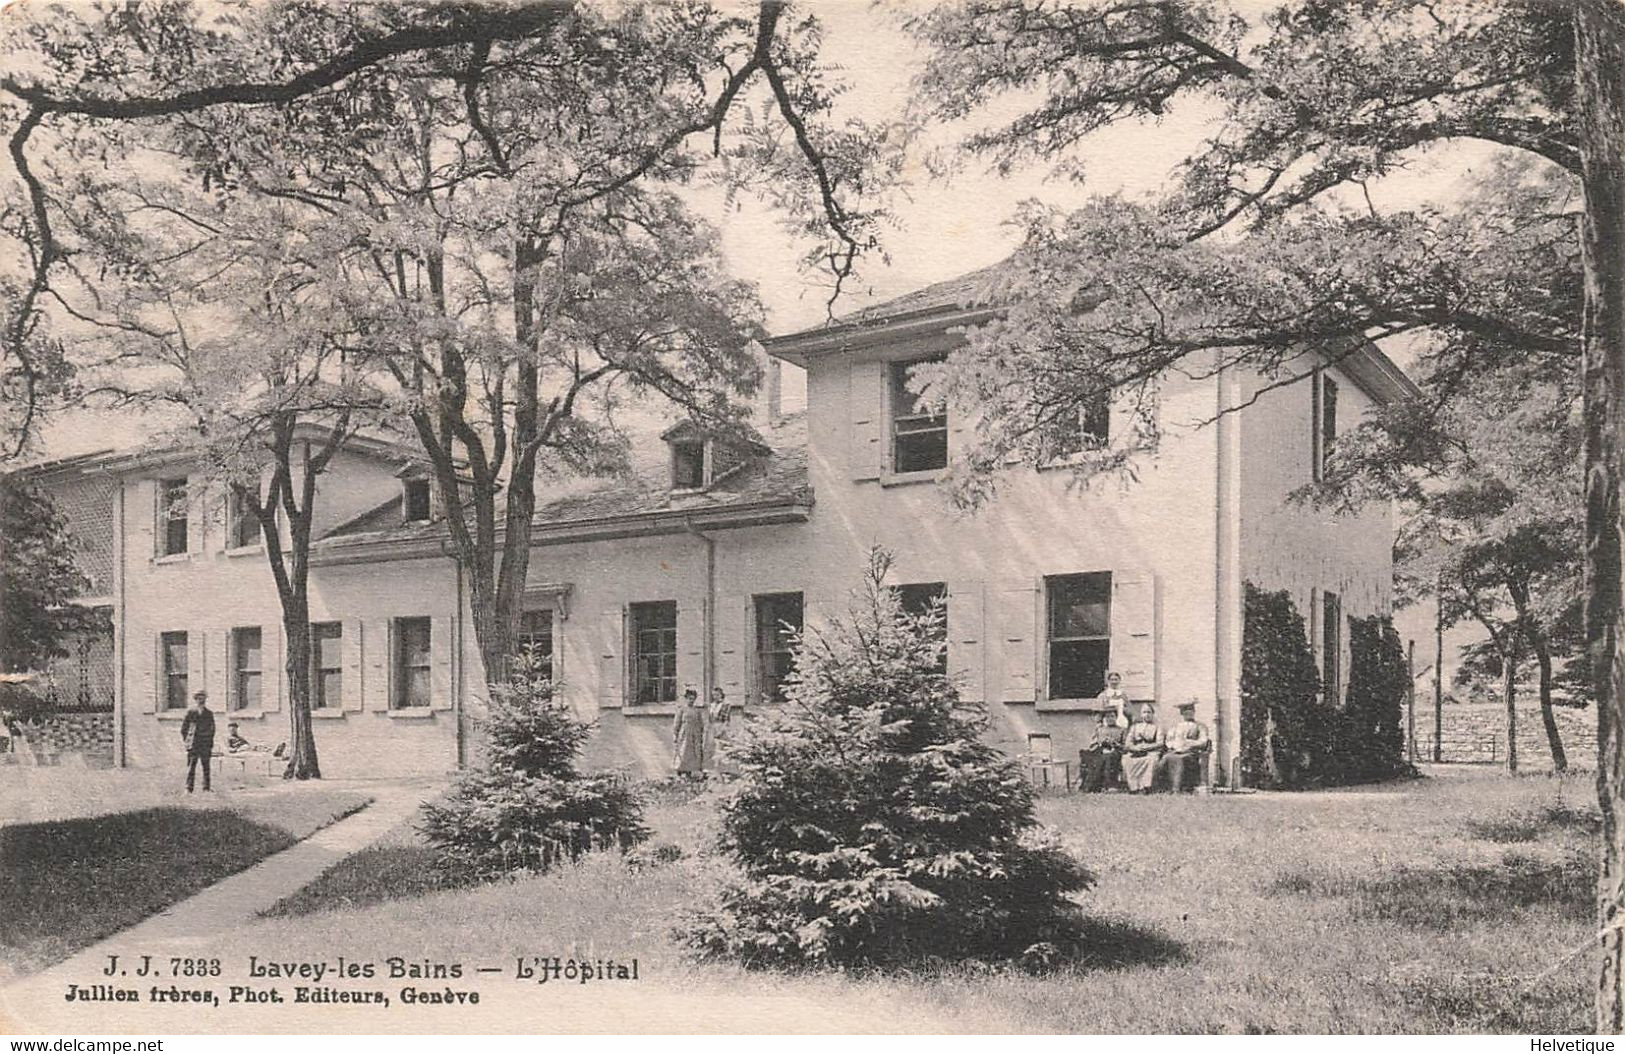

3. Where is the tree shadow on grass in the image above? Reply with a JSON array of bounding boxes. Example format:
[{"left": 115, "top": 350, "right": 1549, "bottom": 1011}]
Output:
[
  {"left": 1464, "top": 803, "right": 1600, "bottom": 844},
  {"left": 1067, "top": 914, "right": 1192, "bottom": 972},
  {"left": 1266, "top": 850, "right": 1590, "bottom": 930}
]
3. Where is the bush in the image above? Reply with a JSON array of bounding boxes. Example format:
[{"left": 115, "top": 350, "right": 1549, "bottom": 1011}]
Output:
[
  {"left": 679, "top": 548, "right": 1094, "bottom": 970},
  {"left": 420, "top": 666, "right": 648, "bottom": 882},
  {"left": 1340, "top": 614, "right": 1411, "bottom": 782},
  {"left": 1240, "top": 584, "right": 1334, "bottom": 788}
]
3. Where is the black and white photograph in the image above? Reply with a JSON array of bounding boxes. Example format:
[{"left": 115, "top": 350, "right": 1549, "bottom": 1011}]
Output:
[{"left": 0, "top": 0, "right": 1620, "bottom": 1038}]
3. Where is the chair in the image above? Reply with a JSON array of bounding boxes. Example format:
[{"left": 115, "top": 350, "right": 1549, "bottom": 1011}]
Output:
[{"left": 1023, "top": 732, "right": 1072, "bottom": 791}]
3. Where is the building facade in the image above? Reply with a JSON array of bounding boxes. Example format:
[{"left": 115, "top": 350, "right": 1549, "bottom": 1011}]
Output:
[{"left": 23, "top": 274, "right": 1416, "bottom": 783}]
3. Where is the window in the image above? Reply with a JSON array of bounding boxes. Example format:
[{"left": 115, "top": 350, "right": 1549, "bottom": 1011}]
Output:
[
  {"left": 895, "top": 582, "right": 948, "bottom": 672},
  {"left": 311, "top": 622, "right": 343, "bottom": 710},
  {"left": 1312, "top": 371, "right": 1338, "bottom": 481},
  {"left": 1040, "top": 390, "right": 1111, "bottom": 461},
  {"left": 517, "top": 609, "right": 554, "bottom": 680},
  {"left": 160, "top": 631, "right": 188, "bottom": 711},
  {"left": 672, "top": 441, "right": 706, "bottom": 489},
  {"left": 1322, "top": 591, "right": 1342, "bottom": 705},
  {"left": 403, "top": 479, "right": 432, "bottom": 523},
  {"left": 1046, "top": 572, "right": 1112, "bottom": 700},
  {"left": 891, "top": 356, "right": 948, "bottom": 473},
  {"left": 229, "top": 489, "right": 262, "bottom": 549},
  {"left": 230, "top": 627, "right": 263, "bottom": 711},
  {"left": 393, "top": 617, "right": 432, "bottom": 709},
  {"left": 630, "top": 601, "right": 678, "bottom": 705},
  {"left": 754, "top": 592, "right": 804, "bottom": 702},
  {"left": 1082, "top": 389, "right": 1111, "bottom": 445},
  {"left": 158, "top": 478, "right": 189, "bottom": 556}
]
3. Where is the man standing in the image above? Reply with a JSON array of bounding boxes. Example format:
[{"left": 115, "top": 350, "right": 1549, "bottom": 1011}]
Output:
[
  {"left": 1166, "top": 698, "right": 1212, "bottom": 793},
  {"left": 180, "top": 690, "right": 215, "bottom": 793}
]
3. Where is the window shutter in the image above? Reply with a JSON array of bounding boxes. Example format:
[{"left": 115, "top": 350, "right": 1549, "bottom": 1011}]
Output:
[
  {"left": 429, "top": 616, "right": 454, "bottom": 710},
  {"left": 140, "top": 634, "right": 158, "bottom": 714},
  {"left": 948, "top": 579, "right": 985, "bottom": 702},
  {"left": 1112, "top": 571, "right": 1157, "bottom": 701},
  {"left": 130, "top": 480, "right": 155, "bottom": 559},
  {"left": 186, "top": 478, "right": 205, "bottom": 555},
  {"left": 717, "top": 594, "right": 748, "bottom": 704},
  {"left": 997, "top": 581, "right": 1039, "bottom": 703},
  {"left": 849, "top": 360, "right": 885, "bottom": 481},
  {"left": 193, "top": 626, "right": 212, "bottom": 709},
  {"left": 212, "top": 490, "right": 229, "bottom": 552},
  {"left": 676, "top": 601, "right": 704, "bottom": 696},
  {"left": 342, "top": 619, "right": 366, "bottom": 712},
  {"left": 368, "top": 618, "right": 393, "bottom": 711},
  {"left": 263, "top": 624, "right": 283, "bottom": 713},
  {"left": 598, "top": 607, "right": 625, "bottom": 708}
]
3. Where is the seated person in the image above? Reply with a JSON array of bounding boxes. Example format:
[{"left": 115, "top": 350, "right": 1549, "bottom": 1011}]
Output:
[
  {"left": 1165, "top": 698, "right": 1212, "bottom": 793},
  {"left": 225, "top": 722, "right": 273, "bottom": 753},
  {"left": 1079, "top": 710, "right": 1127, "bottom": 792},
  {"left": 1122, "top": 704, "right": 1164, "bottom": 794}
]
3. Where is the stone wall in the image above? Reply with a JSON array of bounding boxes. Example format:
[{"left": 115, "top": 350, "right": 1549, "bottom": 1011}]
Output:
[
  {"left": 9, "top": 712, "right": 115, "bottom": 767},
  {"left": 1407, "top": 699, "right": 1594, "bottom": 769}
]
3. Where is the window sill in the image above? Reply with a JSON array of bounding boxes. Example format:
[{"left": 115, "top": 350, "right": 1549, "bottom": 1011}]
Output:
[
  {"left": 879, "top": 468, "right": 946, "bottom": 488},
  {"left": 387, "top": 708, "right": 436, "bottom": 719},
  {"left": 225, "top": 709, "right": 268, "bottom": 720},
  {"left": 155, "top": 710, "right": 186, "bottom": 721},
  {"left": 311, "top": 709, "right": 347, "bottom": 720},
  {"left": 1035, "top": 698, "right": 1115, "bottom": 713},
  {"left": 622, "top": 705, "right": 678, "bottom": 717},
  {"left": 152, "top": 553, "right": 191, "bottom": 566},
  {"left": 224, "top": 544, "right": 265, "bottom": 558}
]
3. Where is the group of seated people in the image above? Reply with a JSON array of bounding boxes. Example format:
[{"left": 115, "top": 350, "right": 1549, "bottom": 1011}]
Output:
[{"left": 1077, "top": 673, "right": 1212, "bottom": 794}]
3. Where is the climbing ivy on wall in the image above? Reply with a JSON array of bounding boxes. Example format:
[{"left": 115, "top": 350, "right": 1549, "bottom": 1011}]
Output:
[{"left": 1341, "top": 614, "right": 1411, "bottom": 783}]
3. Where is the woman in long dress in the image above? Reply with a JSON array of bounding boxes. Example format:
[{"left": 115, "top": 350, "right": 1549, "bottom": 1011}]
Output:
[
  {"left": 672, "top": 688, "right": 709, "bottom": 778},
  {"left": 1121, "top": 703, "right": 1164, "bottom": 793}
]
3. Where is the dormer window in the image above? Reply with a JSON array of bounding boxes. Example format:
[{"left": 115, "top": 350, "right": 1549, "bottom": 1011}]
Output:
[
  {"left": 403, "top": 478, "right": 432, "bottom": 522},
  {"left": 672, "top": 440, "right": 706, "bottom": 490}
]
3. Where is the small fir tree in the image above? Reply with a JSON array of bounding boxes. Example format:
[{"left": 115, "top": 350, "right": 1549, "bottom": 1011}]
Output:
[
  {"left": 680, "top": 548, "right": 1093, "bottom": 969},
  {"left": 420, "top": 660, "right": 648, "bottom": 881},
  {"left": 1340, "top": 615, "right": 1412, "bottom": 782}
]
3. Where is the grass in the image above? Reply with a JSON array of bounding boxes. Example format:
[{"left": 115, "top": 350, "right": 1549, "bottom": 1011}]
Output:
[
  {"left": 239, "top": 767, "right": 1594, "bottom": 1033},
  {"left": 0, "top": 788, "right": 370, "bottom": 980}
]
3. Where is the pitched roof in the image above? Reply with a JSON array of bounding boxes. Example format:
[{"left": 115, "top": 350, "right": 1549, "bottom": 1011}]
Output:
[{"left": 835, "top": 261, "right": 1009, "bottom": 326}]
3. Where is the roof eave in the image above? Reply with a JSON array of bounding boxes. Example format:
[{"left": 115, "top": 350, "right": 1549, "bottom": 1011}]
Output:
[{"left": 765, "top": 306, "right": 1002, "bottom": 366}]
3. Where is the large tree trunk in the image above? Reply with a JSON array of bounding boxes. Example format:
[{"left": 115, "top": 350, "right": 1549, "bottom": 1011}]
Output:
[
  {"left": 1503, "top": 645, "right": 1519, "bottom": 775},
  {"left": 1576, "top": 0, "right": 1625, "bottom": 1033},
  {"left": 281, "top": 601, "right": 320, "bottom": 780},
  {"left": 1534, "top": 633, "right": 1569, "bottom": 774}
]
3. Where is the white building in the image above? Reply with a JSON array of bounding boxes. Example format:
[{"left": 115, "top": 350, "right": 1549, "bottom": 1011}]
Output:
[{"left": 26, "top": 271, "right": 1417, "bottom": 782}]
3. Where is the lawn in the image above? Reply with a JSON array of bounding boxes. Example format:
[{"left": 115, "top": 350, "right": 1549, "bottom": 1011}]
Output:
[
  {"left": 246, "top": 767, "right": 1593, "bottom": 1033},
  {"left": 0, "top": 788, "right": 371, "bottom": 980}
]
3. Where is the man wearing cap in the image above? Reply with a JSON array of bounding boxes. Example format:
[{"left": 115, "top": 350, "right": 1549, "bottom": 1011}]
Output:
[
  {"left": 179, "top": 690, "right": 216, "bottom": 793},
  {"left": 1165, "top": 698, "right": 1212, "bottom": 793}
]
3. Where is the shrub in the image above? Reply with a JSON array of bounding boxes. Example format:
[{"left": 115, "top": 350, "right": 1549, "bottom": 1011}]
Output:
[
  {"left": 1340, "top": 614, "right": 1411, "bottom": 782},
  {"left": 679, "top": 548, "right": 1094, "bottom": 970},
  {"left": 1240, "top": 584, "right": 1334, "bottom": 788},
  {"left": 420, "top": 665, "right": 648, "bottom": 882}
]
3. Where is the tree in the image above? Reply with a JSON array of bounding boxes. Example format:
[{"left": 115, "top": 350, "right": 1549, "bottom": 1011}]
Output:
[
  {"left": 681, "top": 548, "right": 1093, "bottom": 969},
  {"left": 1, "top": 0, "right": 900, "bottom": 686},
  {"left": 0, "top": 473, "right": 92, "bottom": 673},
  {"left": 907, "top": 0, "right": 1625, "bottom": 1024}
]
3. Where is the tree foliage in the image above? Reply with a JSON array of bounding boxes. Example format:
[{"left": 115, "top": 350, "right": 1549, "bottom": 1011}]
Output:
[
  {"left": 680, "top": 548, "right": 1093, "bottom": 970},
  {"left": 0, "top": 473, "right": 93, "bottom": 673}
]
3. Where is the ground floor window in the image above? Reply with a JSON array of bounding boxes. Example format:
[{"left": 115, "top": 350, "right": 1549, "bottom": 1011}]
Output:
[
  {"left": 311, "top": 622, "right": 342, "bottom": 709},
  {"left": 231, "top": 627, "right": 263, "bottom": 711},
  {"left": 160, "top": 631, "right": 188, "bottom": 711},
  {"left": 393, "top": 617, "right": 432, "bottom": 709},
  {"left": 754, "top": 592, "right": 804, "bottom": 702},
  {"left": 631, "top": 601, "right": 678, "bottom": 705},
  {"left": 1047, "top": 572, "right": 1111, "bottom": 700},
  {"left": 518, "top": 608, "right": 554, "bottom": 680}
]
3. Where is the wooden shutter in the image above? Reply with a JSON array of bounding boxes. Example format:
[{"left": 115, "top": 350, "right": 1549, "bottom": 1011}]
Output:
[
  {"left": 598, "top": 607, "right": 625, "bottom": 708},
  {"left": 139, "top": 634, "right": 158, "bottom": 714},
  {"left": 676, "top": 600, "right": 703, "bottom": 697},
  {"left": 192, "top": 626, "right": 211, "bottom": 709},
  {"left": 263, "top": 624, "right": 283, "bottom": 712},
  {"left": 948, "top": 579, "right": 986, "bottom": 702},
  {"left": 429, "top": 615, "right": 454, "bottom": 710},
  {"left": 849, "top": 360, "right": 885, "bottom": 481},
  {"left": 342, "top": 619, "right": 366, "bottom": 712},
  {"left": 717, "top": 595, "right": 749, "bottom": 704},
  {"left": 186, "top": 477, "right": 205, "bottom": 555},
  {"left": 130, "top": 479, "right": 155, "bottom": 560},
  {"left": 368, "top": 618, "right": 394, "bottom": 711},
  {"left": 997, "top": 581, "right": 1040, "bottom": 703},
  {"left": 1112, "top": 570, "right": 1157, "bottom": 701}
]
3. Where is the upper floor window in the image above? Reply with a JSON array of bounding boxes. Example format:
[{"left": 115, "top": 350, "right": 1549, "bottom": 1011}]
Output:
[
  {"left": 630, "top": 601, "right": 678, "bottom": 705},
  {"left": 403, "top": 478, "right": 432, "bottom": 523},
  {"left": 1312, "top": 371, "right": 1338, "bottom": 482},
  {"left": 311, "top": 621, "right": 343, "bottom": 710},
  {"left": 158, "top": 478, "right": 188, "bottom": 556},
  {"left": 754, "top": 592, "right": 804, "bottom": 703},
  {"left": 672, "top": 440, "right": 706, "bottom": 490},
  {"left": 393, "top": 616, "right": 432, "bottom": 709},
  {"left": 231, "top": 627, "right": 263, "bottom": 711},
  {"left": 229, "top": 489, "right": 263, "bottom": 549},
  {"left": 518, "top": 608, "right": 555, "bottom": 681},
  {"left": 1046, "top": 572, "right": 1111, "bottom": 700},
  {"left": 891, "top": 356, "right": 948, "bottom": 473},
  {"left": 1043, "top": 389, "right": 1112, "bottom": 461}
]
